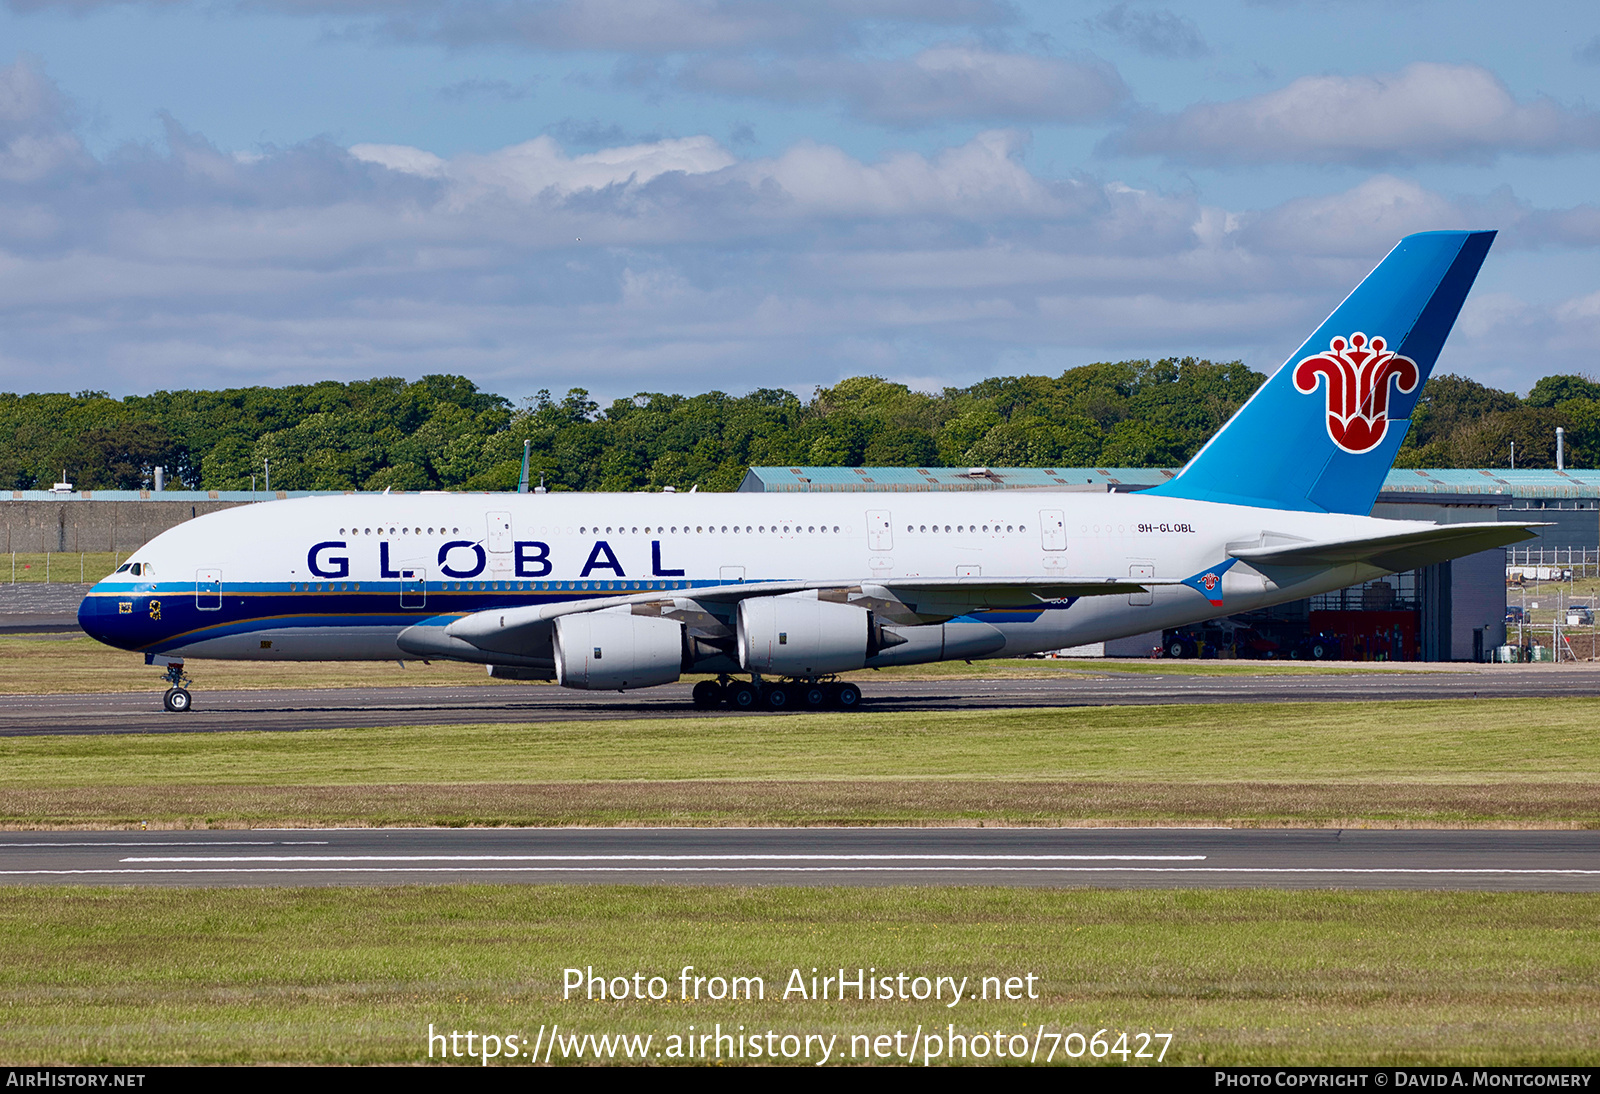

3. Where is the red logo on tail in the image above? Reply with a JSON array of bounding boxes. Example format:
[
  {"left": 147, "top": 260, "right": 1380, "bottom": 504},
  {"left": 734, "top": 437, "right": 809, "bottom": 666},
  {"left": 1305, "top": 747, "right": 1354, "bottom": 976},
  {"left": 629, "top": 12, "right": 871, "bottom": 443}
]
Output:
[{"left": 1292, "top": 332, "right": 1419, "bottom": 455}]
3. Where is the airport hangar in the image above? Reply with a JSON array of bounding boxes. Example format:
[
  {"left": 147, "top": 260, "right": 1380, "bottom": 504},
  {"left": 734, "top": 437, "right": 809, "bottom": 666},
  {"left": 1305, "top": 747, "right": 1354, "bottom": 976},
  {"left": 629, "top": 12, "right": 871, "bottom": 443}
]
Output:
[{"left": 2, "top": 467, "right": 1596, "bottom": 663}]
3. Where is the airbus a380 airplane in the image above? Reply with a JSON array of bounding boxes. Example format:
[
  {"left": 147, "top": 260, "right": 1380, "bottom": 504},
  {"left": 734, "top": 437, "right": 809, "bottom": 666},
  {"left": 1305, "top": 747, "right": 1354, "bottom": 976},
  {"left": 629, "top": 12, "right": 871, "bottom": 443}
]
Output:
[{"left": 81, "top": 230, "right": 1536, "bottom": 712}]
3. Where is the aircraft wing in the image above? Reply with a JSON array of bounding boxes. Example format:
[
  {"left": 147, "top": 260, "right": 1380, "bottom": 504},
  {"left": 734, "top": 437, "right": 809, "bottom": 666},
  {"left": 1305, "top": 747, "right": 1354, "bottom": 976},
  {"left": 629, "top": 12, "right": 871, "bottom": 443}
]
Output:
[
  {"left": 431, "top": 574, "right": 1166, "bottom": 646},
  {"left": 1228, "top": 521, "right": 1544, "bottom": 573}
]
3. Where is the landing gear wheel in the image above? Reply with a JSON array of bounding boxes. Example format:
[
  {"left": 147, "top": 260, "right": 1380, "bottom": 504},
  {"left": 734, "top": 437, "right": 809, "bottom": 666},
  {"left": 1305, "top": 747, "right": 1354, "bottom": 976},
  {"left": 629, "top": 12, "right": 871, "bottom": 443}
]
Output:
[
  {"left": 691, "top": 680, "right": 724, "bottom": 710},
  {"left": 800, "top": 683, "right": 828, "bottom": 710},
  {"left": 830, "top": 682, "right": 862, "bottom": 710},
  {"left": 1167, "top": 639, "right": 1188, "bottom": 659},
  {"left": 762, "top": 685, "right": 792, "bottom": 711},
  {"left": 726, "top": 682, "right": 759, "bottom": 710},
  {"left": 163, "top": 687, "right": 192, "bottom": 713}
]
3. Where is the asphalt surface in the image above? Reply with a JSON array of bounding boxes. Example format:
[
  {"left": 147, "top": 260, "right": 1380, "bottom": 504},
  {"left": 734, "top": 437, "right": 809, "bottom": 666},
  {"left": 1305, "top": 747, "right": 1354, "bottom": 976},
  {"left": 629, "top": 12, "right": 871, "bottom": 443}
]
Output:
[
  {"left": 1, "top": 827, "right": 1595, "bottom": 889},
  {"left": 3, "top": 666, "right": 1599, "bottom": 735},
  {"left": 0, "top": 584, "right": 87, "bottom": 633}
]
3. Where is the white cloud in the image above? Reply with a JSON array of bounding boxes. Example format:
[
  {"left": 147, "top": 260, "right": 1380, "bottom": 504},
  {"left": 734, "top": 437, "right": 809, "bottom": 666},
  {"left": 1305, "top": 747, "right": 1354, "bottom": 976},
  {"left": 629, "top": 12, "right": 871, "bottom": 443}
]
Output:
[
  {"left": 680, "top": 45, "right": 1129, "bottom": 126},
  {"left": 737, "top": 130, "right": 1066, "bottom": 217},
  {"left": 1448, "top": 289, "right": 1600, "bottom": 394},
  {"left": 4, "top": 58, "right": 1600, "bottom": 399},
  {"left": 1236, "top": 175, "right": 1600, "bottom": 258},
  {"left": 355, "top": 134, "right": 736, "bottom": 200},
  {"left": 0, "top": 55, "right": 90, "bottom": 183},
  {"left": 1107, "top": 62, "right": 1600, "bottom": 166},
  {"left": 1240, "top": 175, "right": 1469, "bottom": 256},
  {"left": 349, "top": 143, "right": 448, "bottom": 178}
]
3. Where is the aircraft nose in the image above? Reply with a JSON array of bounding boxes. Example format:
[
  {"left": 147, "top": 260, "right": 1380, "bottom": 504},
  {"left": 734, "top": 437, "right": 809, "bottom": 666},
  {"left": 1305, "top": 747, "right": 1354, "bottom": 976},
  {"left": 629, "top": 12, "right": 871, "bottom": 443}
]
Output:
[{"left": 78, "top": 581, "right": 137, "bottom": 649}]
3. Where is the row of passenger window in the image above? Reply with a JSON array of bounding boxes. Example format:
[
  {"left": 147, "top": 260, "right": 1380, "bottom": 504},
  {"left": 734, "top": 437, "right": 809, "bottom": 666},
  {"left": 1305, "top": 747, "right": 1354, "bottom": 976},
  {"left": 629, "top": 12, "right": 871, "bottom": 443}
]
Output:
[
  {"left": 338, "top": 527, "right": 461, "bottom": 536},
  {"left": 285, "top": 580, "right": 696, "bottom": 593},
  {"left": 575, "top": 524, "right": 845, "bottom": 536},
  {"left": 908, "top": 523, "right": 1024, "bottom": 534},
  {"left": 329, "top": 524, "right": 849, "bottom": 537}
]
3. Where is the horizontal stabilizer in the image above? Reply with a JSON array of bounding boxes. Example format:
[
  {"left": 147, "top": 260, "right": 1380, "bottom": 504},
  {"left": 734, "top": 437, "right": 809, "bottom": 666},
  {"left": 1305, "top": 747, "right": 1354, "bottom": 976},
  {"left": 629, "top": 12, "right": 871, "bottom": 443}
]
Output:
[{"left": 1229, "top": 521, "right": 1543, "bottom": 573}]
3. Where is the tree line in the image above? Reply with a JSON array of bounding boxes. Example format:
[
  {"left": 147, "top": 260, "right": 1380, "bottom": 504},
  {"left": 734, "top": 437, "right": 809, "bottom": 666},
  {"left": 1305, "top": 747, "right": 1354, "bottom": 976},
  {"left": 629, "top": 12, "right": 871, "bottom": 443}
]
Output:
[{"left": 0, "top": 362, "right": 1592, "bottom": 493}]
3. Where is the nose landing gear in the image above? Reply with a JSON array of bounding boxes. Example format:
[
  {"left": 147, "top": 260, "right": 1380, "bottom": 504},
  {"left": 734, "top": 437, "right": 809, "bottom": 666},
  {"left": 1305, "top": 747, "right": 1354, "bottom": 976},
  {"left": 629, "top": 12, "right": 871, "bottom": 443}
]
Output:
[{"left": 159, "top": 661, "right": 193, "bottom": 713}]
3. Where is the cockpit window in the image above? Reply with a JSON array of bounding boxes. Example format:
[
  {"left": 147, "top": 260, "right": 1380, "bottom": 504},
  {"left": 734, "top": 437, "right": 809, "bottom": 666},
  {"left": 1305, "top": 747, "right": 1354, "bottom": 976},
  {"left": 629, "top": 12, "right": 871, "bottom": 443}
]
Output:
[
  {"left": 129, "top": 563, "right": 142, "bottom": 576},
  {"left": 115, "top": 564, "right": 132, "bottom": 574}
]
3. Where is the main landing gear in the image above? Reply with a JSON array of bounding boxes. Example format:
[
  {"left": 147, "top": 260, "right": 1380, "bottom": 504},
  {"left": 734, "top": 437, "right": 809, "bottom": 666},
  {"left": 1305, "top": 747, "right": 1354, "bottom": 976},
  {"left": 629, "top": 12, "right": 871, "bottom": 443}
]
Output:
[
  {"left": 690, "top": 677, "right": 863, "bottom": 713},
  {"left": 159, "top": 661, "right": 193, "bottom": 713}
]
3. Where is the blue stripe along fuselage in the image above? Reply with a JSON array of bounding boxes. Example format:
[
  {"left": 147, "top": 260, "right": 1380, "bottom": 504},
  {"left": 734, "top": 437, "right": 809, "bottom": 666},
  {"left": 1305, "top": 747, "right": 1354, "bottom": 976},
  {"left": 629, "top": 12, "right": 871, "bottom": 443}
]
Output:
[
  {"left": 78, "top": 580, "right": 699, "bottom": 654},
  {"left": 77, "top": 579, "right": 1031, "bottom": 654}
]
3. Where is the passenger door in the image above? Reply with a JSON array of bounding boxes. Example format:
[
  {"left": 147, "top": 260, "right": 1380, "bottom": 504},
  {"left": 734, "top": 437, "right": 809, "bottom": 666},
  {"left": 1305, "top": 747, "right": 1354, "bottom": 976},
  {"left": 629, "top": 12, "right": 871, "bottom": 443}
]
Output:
[
  {"left": 1127, "top": 562, "right": 1154, "bottom": 607},
  {"left": 400, "top": 566, "right": 426, "bottom": 609},
  {"left": 487, "top": 512, "right": 513, "bottom": 553},
  {"left": 1039, "top": 509, "right": 1066, "bottom": 551},
  {"left": 867, "top": 510, "right": 894, "bottom": 552},
  {"left": 195, "top": 568, "right": 222, "bottom": 611},
  {"left": 486, "top": 511, "right": 513, "bottom": 576}
]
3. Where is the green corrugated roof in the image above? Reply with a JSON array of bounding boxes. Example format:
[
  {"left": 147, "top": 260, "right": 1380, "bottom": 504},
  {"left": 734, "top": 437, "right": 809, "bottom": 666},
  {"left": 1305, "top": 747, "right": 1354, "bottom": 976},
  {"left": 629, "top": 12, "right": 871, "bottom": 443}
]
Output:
[{"left": 742, "top": 466, "right": 1600, "bottom": 498}]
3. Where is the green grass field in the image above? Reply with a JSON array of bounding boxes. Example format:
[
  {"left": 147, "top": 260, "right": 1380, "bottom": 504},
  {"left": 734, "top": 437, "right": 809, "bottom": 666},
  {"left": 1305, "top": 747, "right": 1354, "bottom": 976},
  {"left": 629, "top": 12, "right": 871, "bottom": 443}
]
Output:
[
  {"left": 4, "top": 699, "right": 1596, "bottom": 828},
  {"left": 1, "top": 887, "right": 1594, "bottom": 1066},
  {"left": 0, "top": 552, "right": 119, "bottom": 584},
  {"left": 3, "top": 650, "right": 1596, "bottom": 1067}
]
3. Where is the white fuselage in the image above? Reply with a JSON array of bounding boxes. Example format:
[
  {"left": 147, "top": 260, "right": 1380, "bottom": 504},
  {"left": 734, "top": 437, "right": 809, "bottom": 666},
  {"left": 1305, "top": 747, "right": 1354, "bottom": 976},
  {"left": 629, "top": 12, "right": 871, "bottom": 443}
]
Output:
[{"left": 81, "top": 490, "right": 1412, "bottom": 665}]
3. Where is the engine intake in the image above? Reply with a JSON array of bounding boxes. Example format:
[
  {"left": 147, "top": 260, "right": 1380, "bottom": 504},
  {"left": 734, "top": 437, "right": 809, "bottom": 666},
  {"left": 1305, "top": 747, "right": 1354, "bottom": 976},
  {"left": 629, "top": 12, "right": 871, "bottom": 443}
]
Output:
[
  {"left": 554, "top": 612, "right": 686, "bottom": 690},
  {"left": 738, "top": 597, "right": 899, "bottom": 677}
]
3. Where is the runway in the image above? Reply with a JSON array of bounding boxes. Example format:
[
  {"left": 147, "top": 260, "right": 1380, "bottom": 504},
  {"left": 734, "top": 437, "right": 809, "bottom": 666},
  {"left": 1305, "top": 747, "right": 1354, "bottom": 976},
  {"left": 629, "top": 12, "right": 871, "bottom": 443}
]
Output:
[
  {"left": 3, "top": 665, "right": 1600, "bottom": 735},
  {"left": 1, "top": 827, "right": 1595, "bottom": 889}
]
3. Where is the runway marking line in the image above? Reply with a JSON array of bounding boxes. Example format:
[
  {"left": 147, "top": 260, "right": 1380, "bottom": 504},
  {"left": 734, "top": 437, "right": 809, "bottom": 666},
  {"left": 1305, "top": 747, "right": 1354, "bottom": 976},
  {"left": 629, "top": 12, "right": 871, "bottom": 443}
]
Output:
[
  {"left": 0, "top": 841, "right": 286, "bottom": 847},
  {"left": 2, "top": 866, "right": 1598, "bottom": 876},
  {"left": 117, "top": 854, "right": 1210, "bottom": 863}
]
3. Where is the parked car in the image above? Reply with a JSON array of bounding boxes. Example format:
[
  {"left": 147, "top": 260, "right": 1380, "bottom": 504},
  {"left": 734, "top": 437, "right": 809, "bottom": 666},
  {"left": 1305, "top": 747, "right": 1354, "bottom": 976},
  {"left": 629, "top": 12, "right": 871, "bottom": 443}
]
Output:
[{"left": 1505, "top": 605, "right": 1524, "bottom": 624}]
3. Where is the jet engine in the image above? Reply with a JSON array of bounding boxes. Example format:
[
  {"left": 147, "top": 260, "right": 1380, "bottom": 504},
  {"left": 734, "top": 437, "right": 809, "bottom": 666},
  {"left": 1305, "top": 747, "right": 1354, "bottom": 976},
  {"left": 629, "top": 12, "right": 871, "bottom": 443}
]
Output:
[
  {"left": 553, "top": 611, "right": 686, "bottom": 691},
  {"left": 738, "top": 596, "right": 900, "bottom": 677}
]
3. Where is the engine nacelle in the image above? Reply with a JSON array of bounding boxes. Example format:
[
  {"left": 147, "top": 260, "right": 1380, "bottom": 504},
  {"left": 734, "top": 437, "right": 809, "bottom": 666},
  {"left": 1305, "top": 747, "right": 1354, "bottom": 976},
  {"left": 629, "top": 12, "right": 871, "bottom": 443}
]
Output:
[
  {"left": 554, "top": 612, "right": 686, "bottom": 691},
  {"left": 738, "top": 597, "right": 874, "bottom": 677}
]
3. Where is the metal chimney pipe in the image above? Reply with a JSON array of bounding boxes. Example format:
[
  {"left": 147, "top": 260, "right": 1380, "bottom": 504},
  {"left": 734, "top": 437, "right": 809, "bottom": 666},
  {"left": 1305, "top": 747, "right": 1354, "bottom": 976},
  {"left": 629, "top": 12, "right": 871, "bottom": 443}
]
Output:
[
  {"left": 1557, "top": 427, "right": 1565, "bottom": 470},
  {"left": 153, "top": 465, "right": 164, "bottom": 492}
]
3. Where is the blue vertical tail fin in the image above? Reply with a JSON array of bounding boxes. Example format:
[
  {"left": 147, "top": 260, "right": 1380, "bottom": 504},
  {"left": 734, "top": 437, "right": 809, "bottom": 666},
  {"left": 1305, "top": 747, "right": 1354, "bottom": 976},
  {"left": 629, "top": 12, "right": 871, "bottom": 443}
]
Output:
[{"left": 1147, "top": 230, "right": 1495, "bottom": 514}]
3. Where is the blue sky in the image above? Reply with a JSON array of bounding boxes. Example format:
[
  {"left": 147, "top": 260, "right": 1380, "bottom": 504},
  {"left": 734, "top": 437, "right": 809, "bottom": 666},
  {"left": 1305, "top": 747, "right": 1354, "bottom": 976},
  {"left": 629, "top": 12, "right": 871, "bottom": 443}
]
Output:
[{"left": 0, "top": 0, "right": 1596, "bottom": 401}]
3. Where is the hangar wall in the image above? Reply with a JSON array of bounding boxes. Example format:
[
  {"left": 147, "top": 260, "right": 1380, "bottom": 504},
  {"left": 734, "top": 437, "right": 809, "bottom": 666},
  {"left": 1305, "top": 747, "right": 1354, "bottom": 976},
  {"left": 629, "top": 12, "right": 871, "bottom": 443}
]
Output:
[
  {"left": 0, "top": 491, "right": 316, "bottom": 553},
  {"left": 1373, "top": 497, "right": 1509, "bottom": 660}
]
